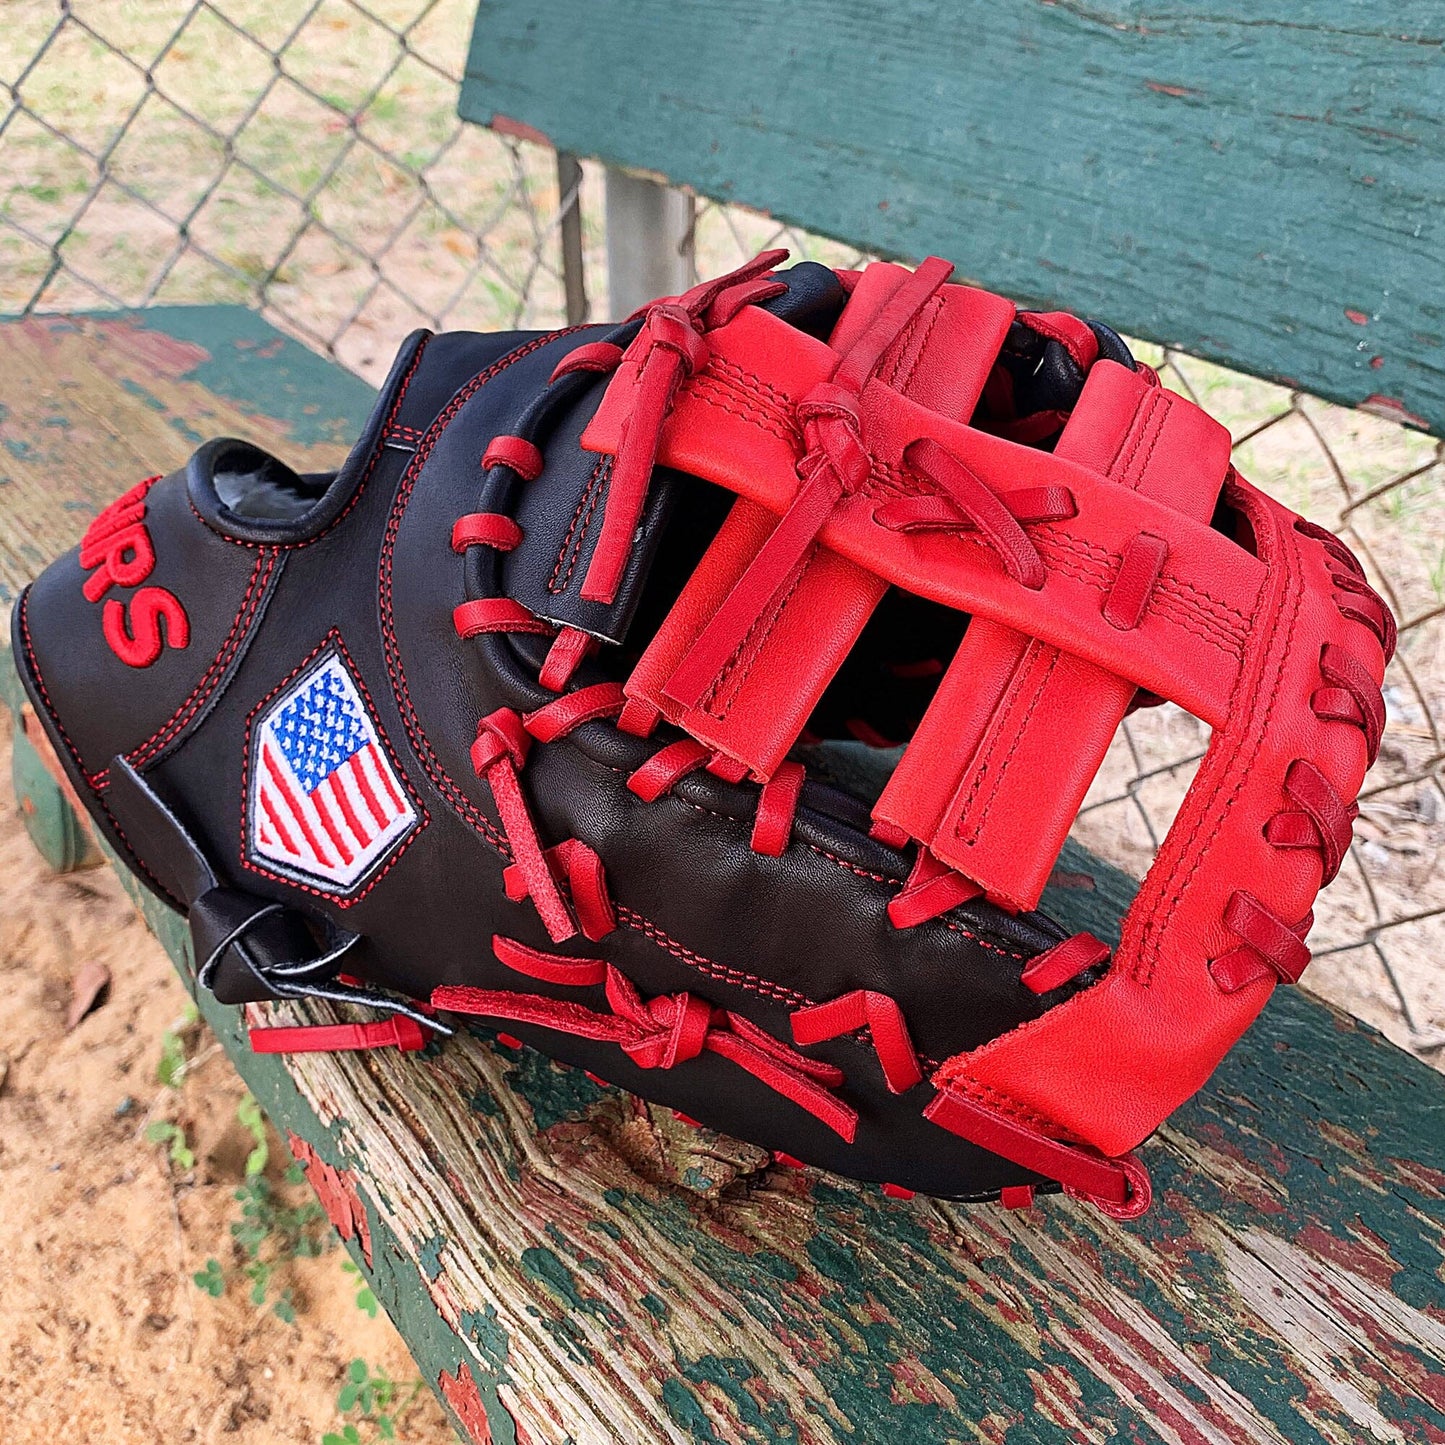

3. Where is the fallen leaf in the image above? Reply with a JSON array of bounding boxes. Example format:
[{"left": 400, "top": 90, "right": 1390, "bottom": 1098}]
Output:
[
  {"left": 65, "top": 961, "right": 112, "bottom": 1031},
  {"left": 0, "top": 1050, "right": 9, "bottom": 1095}
]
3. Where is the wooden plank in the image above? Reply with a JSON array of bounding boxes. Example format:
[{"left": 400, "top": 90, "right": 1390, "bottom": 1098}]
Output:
[
  {"left": 0, "top": 309, "right": 375, "bottom": 601},
  {"left": 459, "top": 1, "right": 1445, "bottom": 434},
  {"left": 4, "top": 309, "right": 1444, "bottom": 1443}
]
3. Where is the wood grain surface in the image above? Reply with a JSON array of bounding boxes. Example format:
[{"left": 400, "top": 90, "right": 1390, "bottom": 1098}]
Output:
[
  {"left": 459, "top": 0, "right": 1445, "bottom": 434},
  {"left": 3, "top": 308, "right": 1443, "bottom": 1444},
  {"left": 0, "top": 309, "right": 374, "bottom": 599}
]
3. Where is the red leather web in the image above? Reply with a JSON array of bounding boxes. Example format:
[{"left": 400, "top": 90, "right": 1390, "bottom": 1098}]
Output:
[{"left": 439, "top": 250, "right": 1394, "bottom": 1217}]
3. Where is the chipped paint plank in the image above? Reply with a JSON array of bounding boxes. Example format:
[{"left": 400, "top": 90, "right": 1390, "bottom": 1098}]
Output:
[{"left": 460, "top": 0, "right": 1445, "bottom": 434}]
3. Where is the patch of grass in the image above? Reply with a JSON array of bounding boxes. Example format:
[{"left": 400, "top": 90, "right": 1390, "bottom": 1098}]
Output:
[
  {"left": 156, "top": 1000, "right": 200, "bottom": 1087},
  {"left": 324, "top": 1358, "right": 426, "bottom": 1443},
  {"left": 144, "top": 1118, "right": 195, "bottom": 1171},
  {"left": 188, "top": 1097, "right": 332, "bottom": 1324},
  {"left": 341, "top": 1258, "right": 379, "bottom": 1318}
]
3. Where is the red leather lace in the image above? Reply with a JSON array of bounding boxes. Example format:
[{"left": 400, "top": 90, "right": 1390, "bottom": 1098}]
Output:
[
  {"left": 1209, "top": 525, "right": 1389, "bottom": 993},
  {"left": 249, "top": 1016, "right": 431, "bottom": 1054},
  {"left": 471, "top": 708, "right": 575, "bottom": 942},
  {"left": 792, "top": 989, "right": 923, "bottom": 1094},
  {"left": 435, "top": 941, "right": 858, "bottom": 1139},
  {"left": 579, "top": 250, "right": 790, "bottom": 605}
]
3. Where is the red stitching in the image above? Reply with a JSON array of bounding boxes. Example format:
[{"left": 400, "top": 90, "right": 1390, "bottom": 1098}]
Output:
[
  {"left": 98, "top": 549, "right": 280, "bottom": 784},
  {"left": 380, "top": 328, "right": 586, "bottom": 850},
  {"left": 548, "top": 456, "right": 610, "bottom": 595},
  {"left": 1117, "top": 388, "right": 1164, "bottom": 491},
  {"left": 700, "top": 355, "right": 796, "bottom": 416},
  {"left": 615, "top": 906, "right": 812, "bottom": 1008},
  {"left": 889, "top": 294, "right": 944, "bottom": 397},
  {"left": 697, "top": 553, "right": 808, "bottom": 719},
  {"left": 97, "top": 791, "right": 184, "bottom": 910},
  {"left": 953, "top": 646, "right": 1059, "bottom": 847},
  {"left": 239, "top": 629, "right": 430, "bottom": 906},
  {"left": 683, "top": 377, "right": 799, "bottom": 441},
  {"left": 190, "top": 335, "right": 431, "bottom": 550},
  {"left": 1136, "top": 482, "right": 1300, "bottom": 986}
]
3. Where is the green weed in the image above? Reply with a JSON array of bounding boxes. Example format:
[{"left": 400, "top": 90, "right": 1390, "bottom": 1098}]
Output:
[
  {"left": 156, "top": 1001, "right": 200, "bottom": 1087},
  {"left": 323, "top": 1359, "right": 426, "bottom": 1443},
  {"left": 341, "top": 1258, "right": 379, "bottom": 1318},
  {"left": 144, "top": 1118, "right": 195, "bottom": 1171}
]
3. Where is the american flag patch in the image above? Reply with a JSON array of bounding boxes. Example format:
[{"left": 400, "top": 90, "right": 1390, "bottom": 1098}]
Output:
[{"left": 248, "top": 652, "right": 416, "bottom": 893}]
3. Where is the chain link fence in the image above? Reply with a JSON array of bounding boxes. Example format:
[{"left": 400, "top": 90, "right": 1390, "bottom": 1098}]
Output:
[{"left": 3, "top": 1, "right": 1442, "bottom": 1066}]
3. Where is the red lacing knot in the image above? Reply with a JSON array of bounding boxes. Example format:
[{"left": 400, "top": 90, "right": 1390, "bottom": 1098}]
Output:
[
  {"left": 925, "top": 1087, "right": 1152, "bottom": 1220},
  {"left": 1210, "top": 891, "right": 1313, "bottom": 994},
  {"left": 482, "top": 434, "right": 544, "bottom": 481},
  {"left": 471, "top": 708, "right": 574, "bottom": 942},
  {"left": 887, "top": 848, "right": 981, "bottom": 929},
  {"left": 796, "top": 381, "right": 871, "bottom": 493},
  {"left": 434, "top": 942, "right": 858, "bottom": 1140},
  {"left": 791, "top": 989, "right": 923, "bottom": 1094},
  {"left": 249, "top": 1017, "right": 431, "bottom": 1055},
  {"left": 581, "top": 249, "right": 791, "bottom": 605}
]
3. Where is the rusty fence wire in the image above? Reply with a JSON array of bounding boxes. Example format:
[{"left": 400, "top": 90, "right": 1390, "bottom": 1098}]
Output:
[{"left": 3, "top": 2, "right": 1442, "bottom": 1066}]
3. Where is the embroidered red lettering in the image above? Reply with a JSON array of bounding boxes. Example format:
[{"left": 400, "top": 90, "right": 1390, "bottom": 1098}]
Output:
[
  {"left": 80, "top": 521, "right": 155, "bottom": 601},
  {"left": 103, "top": 588, "right": 190, "bottom": 668},
  {"left": 78, "top": 477, "right": 190, "bottom": 667}
]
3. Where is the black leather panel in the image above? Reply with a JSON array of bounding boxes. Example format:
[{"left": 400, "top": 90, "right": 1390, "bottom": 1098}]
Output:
[{"left": 14, "top": 305, "right": 1098, "bottom": 1201}]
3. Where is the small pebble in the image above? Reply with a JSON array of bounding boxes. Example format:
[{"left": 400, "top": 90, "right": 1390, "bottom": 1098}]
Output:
[{"left": 114, "top": 1094, "right": 136, "bottom": 1117}]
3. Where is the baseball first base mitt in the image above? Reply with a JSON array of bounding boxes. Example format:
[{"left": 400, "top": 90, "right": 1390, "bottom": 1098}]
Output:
[{"left": 14, "top": 252, "right": 1392, "bottom": 1216}]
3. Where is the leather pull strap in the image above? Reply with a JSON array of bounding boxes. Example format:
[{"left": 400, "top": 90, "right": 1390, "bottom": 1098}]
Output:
[
  {"left": 874, "top": 363, "right": 1232, "bottom": 909},
  {"left": 624, "top": 270, "right": 1016, "bottom": 777}
]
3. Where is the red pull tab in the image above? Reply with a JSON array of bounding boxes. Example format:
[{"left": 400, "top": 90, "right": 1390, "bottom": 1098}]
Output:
[{"left": 249, "top": 1017, "right": 429, "bottom": 1054}]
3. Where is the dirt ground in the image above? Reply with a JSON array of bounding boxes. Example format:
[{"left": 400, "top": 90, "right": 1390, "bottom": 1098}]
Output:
[{"left": 0, "top": 726, "right": 453, "bottom": 1444}]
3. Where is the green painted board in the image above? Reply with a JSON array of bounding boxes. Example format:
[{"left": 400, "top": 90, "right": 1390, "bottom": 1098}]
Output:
[
  {"left": 4, "top": 308, "right": 1445, "bottom": 1443},
  {"left": 459, "top": 0, "right": 1445, "bottom": 435}
]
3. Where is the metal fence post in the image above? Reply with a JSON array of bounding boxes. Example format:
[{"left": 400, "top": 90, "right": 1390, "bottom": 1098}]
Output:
[
  {"left": 556, "top": 152, "right": 589, "bottom": 326},
  {"left": 604, "top": 168, "right": 694, "bottom": 320}
]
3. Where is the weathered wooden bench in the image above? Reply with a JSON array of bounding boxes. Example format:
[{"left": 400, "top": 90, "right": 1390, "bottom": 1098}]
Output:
[{"left": 6, "top": 4, "right": 1445, "bottom": 1439}]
